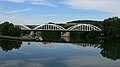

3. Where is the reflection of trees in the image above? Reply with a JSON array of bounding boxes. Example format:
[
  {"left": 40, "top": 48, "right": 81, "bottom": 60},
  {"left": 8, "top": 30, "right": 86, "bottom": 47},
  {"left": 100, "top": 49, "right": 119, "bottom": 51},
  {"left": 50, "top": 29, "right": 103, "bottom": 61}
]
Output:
[
  {"left": 0, "top": 40, "right": 22, "bottom": 52},
  {"left": 99, "top": 40, "right": 120, "bottom": 60}
]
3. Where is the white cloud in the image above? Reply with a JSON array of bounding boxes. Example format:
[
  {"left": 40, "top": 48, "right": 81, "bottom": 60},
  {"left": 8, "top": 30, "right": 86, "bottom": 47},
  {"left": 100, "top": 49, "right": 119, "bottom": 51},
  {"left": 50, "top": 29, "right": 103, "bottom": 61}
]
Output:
[
  {"left": 0, "top": 0, "right": 55, "bottom": 7},
  {"left": 61, "top": 56, "right": 120, "bottom": 67},
  {"left": 0, "top": 60, "right": 45, "bottom": 67},
  {"left": 0, "top": 8, "right": 34, "bottom": 14},
  {"left": 61, "top": 0, "right": 120, "bottom": 14},
  {"left": 0, "top": 13, "right": 60, "bottom": 25},
  {"left": 30, "top": 0, "right": 56, "bottom": 7},
  {"left": 0, "top": 0, "right": 26, "bottom": 2}
]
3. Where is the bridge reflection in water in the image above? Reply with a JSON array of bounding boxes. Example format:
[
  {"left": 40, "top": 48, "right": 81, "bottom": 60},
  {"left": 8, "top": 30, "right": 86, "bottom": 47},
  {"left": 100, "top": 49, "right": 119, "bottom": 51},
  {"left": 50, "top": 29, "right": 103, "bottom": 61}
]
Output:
[{"left": 32, "top": 42, "right": 100, "bottom": 50}]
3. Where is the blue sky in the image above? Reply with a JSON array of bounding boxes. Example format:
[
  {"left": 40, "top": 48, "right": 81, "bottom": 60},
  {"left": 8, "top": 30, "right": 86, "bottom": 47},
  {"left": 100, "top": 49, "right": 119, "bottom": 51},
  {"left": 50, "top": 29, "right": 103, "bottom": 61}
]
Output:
[{"left": 0, "top": 0, "right": 120, "bottom": 24}]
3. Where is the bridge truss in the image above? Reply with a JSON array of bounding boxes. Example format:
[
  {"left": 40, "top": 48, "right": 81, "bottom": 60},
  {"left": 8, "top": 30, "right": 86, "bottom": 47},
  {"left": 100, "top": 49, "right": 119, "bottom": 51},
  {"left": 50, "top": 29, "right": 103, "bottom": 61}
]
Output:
[
  {"left": 33, "top": 24, "right": 66, "bottom": 30},
  {"left": 67, "top": 24, "right": 102, "bottom": 31},
  {"left": 19, "top": 24, "right": 102, "bottom": 31}
]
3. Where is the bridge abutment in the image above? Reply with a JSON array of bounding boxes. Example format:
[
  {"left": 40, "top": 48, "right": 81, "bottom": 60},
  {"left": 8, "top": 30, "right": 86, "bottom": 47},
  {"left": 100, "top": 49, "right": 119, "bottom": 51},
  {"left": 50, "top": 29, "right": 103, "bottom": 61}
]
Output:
[{"left": 61, "top": 32, "right": 70, "bottom": 37}]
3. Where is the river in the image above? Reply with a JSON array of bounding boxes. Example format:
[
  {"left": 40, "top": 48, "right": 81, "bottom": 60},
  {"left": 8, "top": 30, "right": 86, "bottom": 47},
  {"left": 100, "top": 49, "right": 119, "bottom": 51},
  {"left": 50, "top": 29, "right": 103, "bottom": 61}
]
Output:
[{"left": 0, "top": 37, "right": 120, "bottom": 67}]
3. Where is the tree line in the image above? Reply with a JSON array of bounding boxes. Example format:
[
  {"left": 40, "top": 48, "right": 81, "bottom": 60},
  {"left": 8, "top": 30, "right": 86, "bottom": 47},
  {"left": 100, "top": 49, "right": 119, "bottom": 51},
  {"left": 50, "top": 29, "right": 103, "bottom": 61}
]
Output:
[
  {"left": 0, "top": 21, "right": 21, "bottom": 37},
  {"left": 1, "top": 17, "right": 120, "bottom": 38},
  {"left": 103, "top": 17, "right": 120, "bottom": 38}
]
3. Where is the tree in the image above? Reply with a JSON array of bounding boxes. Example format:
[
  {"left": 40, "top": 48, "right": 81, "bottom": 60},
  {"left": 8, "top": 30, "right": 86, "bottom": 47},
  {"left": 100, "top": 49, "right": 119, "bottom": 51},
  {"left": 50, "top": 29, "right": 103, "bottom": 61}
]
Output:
[
  {"left": 103, "top": 17, "right": 120, "bottom": 38},
  {"left": 0, "top": 21, "right": 21, "bottom": 37}
]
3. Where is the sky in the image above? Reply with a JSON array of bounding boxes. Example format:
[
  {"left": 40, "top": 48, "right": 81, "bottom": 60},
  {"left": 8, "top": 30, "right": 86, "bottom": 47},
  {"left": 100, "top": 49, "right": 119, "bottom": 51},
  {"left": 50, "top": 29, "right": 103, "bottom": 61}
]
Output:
[{"left": 0, "top": 0, "right": 120, "bottom": 24}]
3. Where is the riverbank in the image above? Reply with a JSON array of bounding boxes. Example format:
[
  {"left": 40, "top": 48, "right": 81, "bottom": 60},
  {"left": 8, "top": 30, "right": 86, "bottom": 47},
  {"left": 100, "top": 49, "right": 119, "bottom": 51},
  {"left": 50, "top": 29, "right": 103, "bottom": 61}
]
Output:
[{"left": 0, "top": 36, "right": 35, "bottom": 41}]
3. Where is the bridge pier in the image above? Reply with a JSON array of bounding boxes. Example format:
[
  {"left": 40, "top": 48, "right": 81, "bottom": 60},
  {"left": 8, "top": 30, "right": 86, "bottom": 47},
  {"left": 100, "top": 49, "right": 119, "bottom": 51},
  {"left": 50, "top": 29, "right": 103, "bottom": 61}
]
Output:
[
  {"left": 28, "top": 31, "right": 42, "bottom": 37},
  {"left": 61, "top": 32, "right": 70, "bottom": 37},
  {"left": 61, "top": 36, "right": 70, "bottom": 42},
  {"left": 29, "top": 31, "right": 35, "bottom": 36}
]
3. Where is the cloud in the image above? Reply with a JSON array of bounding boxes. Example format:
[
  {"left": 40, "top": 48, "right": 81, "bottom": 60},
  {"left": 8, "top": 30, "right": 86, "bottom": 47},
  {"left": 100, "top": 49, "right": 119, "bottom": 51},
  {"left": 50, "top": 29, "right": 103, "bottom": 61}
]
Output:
[
  {"left": 60, "top": 56, "right": 120, "bottom": 67},
  {"left": 0, "top": 0, "right": 26, "bottom": 2},
  {"left": 0, "top": 13, "right": 60, "bottom": 25},
  {"left": 61, "top": 0, "right": 120, "bottom": 14},
  {"left": 0, "top": 0, "right": 56, "bottom": 7},
  {"left": 36, "top": 42, "right": 64, "bottom": 49},
  {"left": 0, "top": 14, "right": 31, "bottom": 24},
  {"left": 0, "top": 8, "right": 34, "bottom": 14},
  {"left": 0, "top": 60, "right": 45, "bottom": 67},
  {"left": 30, "top": 0, "right": 56, "bottom": 7}
]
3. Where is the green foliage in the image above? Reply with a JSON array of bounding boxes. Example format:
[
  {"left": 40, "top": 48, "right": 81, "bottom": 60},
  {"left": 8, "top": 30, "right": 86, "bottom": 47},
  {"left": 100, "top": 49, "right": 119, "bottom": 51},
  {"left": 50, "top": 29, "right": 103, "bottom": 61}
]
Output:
[
  {"left": 85, "top": 32, "right": 101, "bottom": 39},
  {"left": 70, "top": 32, "right": 101, "bottom": 43},
  {"left": 63, "top": 24, "right": 73, "bottom": 29},
  {"left": 48, "top": 22, "right": 55, "bottom": 24},
  {"left": 0, "top": 21, "right": 21, "bottom": 37},
  {"left": 67, "top": 20, "right": 102, "bottom": 24},
  {"left": 0, "top": 40, "right": 22, "bottom": 52},
  {"left": 99, "top": 39, "right": 120, "bottom": 60},
  {"left": 41, "top": 31, "right": 61, "bottom": 41},
  {"left": 103, "top": 17, "right": 120, "bottom": 38}
]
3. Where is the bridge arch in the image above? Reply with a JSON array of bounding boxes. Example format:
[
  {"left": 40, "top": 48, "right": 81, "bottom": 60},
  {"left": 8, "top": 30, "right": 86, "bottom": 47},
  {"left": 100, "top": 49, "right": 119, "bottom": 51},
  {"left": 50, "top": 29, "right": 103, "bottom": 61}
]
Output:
[
  {"left": 67, "top": 24, "right": 102, "bottom": 31},
  {"left": 18, "top": 25, "right": 31, "bottom": 30},
  {"left": 33, "top": 24, "right": 65, "bottom": 30}
]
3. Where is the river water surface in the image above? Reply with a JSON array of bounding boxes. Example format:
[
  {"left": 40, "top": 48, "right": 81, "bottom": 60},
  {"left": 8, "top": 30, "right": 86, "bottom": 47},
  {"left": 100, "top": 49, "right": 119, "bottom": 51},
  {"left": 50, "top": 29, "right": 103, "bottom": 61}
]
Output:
[{"left": 0, "top": 38, "right": 120, "bottom": 67}]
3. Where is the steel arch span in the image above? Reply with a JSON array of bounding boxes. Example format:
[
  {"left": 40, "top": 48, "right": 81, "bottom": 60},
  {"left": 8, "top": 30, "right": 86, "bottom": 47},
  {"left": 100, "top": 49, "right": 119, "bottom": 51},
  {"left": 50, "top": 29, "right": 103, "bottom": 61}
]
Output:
[
  {"left": 67, "top": 24, "right": 102, "bottom": 31},
  {"left": 33, "top": 24, "right": 66, "bottom": 30},
  {"left": 18, "top": 25, "right": 31, "bottom": 30}
]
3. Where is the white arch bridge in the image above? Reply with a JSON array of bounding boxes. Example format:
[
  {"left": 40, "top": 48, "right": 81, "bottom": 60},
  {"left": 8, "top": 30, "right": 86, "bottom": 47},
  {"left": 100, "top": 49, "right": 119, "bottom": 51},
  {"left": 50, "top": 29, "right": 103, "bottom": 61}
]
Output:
[
  {"left": 18, "top": 24, "right": 102, "bottom": 32},
  {"left": 18, "top": 24, "right": 102, "bottom": 37}
]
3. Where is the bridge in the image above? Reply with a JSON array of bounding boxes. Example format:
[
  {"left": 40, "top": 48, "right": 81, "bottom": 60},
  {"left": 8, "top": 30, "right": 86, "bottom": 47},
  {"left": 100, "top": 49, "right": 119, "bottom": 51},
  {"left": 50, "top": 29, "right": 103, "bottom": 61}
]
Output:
[{"left": 18, "top": 23, "right": 102, "bottom": 36}]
